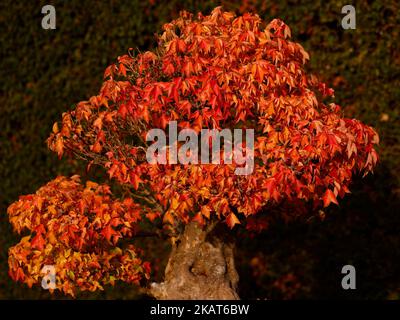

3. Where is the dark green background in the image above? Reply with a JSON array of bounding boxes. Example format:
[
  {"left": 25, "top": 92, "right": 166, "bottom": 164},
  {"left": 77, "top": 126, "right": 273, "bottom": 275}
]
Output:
[{"left": 0, "top": 0, "right": 399, "bottom": 299}]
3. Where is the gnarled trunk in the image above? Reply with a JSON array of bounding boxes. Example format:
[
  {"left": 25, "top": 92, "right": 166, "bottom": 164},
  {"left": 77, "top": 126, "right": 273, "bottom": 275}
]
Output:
[{"left": 149, "top": 222, "right": 239, "bottom": 300}]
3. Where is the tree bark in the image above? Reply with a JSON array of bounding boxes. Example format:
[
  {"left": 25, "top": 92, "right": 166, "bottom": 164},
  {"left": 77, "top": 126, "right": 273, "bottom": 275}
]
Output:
[{"left": 148, "top": 222, "right": 239, "bottom": 300}]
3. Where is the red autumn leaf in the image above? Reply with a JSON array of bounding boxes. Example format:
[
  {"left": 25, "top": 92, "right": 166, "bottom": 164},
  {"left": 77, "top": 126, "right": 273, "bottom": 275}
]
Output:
[
  {"left": 226, "top": 213, "right": 240, "bottom": 229},
  {"left": 191, "top": 213, "right": 205, "bottom": 225},
  {"left": 322, "top": 189, "right": 339, "bottom": 207},
  {"left": 14, "top": 267, "right": 26, "bottom": 281},
  {"left": 91, "top": 141, "right": 102, "bottom": 153},
  {"left": 31, "top": 234, "right": 45, "bottom": 250},
  {"left": 55, "top": 137, "right": 64, "bottom": 158},
  {"left": 146, "top": 212, "right": 160, "bottom": 222},
  {"left": 101, "top": 225, "right": 117, "bottom": 242},
  {"left": 34, "top": 224, "right": 46, "bottom": 235}
]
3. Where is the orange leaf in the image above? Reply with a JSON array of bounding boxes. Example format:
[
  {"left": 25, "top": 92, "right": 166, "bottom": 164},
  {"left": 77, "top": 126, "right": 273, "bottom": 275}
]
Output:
[
  {"left": 226, "top": 213, "right": 240, "bottom": 229},
  {"left": 55, "top": 137, "right": 64, "bottom": 158},
  {"left": 31, "top": 234, "right": 45, "bottom": 250},
  {"left": 101, "top": 225, "right": 117, "bottom": 242},
  {"left": 322, "top": 189, "right": 339, "bottom": 207}
]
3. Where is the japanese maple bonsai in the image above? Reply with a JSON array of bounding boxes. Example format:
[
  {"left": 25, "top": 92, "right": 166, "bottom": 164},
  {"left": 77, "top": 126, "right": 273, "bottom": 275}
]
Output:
[{"left": 7, "top": 7, "right": 378, "bottom": 299}]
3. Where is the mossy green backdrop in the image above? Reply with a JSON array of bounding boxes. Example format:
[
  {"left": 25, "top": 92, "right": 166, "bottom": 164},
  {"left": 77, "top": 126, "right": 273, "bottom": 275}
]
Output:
[{"left": 1, "top": 0, "right": 399, "bottom": 299}]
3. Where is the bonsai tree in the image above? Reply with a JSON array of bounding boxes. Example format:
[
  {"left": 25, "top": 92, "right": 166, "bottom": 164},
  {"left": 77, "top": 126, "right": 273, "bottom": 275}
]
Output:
[{"left": 7, "top": 7, "right": 379, "bottom": 299}]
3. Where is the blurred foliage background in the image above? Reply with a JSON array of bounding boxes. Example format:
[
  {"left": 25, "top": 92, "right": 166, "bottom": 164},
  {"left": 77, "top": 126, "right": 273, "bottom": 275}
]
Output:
[{"left": 0, "top": 0, "right": 399, "bottom": 299}]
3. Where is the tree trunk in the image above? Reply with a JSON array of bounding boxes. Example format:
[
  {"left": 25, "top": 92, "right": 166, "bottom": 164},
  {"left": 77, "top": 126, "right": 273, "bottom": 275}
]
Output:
[{"left": 148, "top": 222, "right": 239, "bottom": 300}]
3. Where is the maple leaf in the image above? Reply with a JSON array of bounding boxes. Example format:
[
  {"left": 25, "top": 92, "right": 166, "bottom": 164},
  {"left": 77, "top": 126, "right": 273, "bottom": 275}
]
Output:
[
  {"left": 31, "top": 233, "right": 45, "bottom": 250},
  {"left": 101, "top": 225, "right": 118, "bottom": 242},
  {"left": 54, "top": 137, "right": 64, "bottom": 158},
  {"left": 146, "top": 212, "right": 160, "bottom": 222},
  {"left": 322, "top": 189, "right": 339, "bottom": 207},
  {"left": 226, "top": 213, "right": 240, "bottom": 229}
]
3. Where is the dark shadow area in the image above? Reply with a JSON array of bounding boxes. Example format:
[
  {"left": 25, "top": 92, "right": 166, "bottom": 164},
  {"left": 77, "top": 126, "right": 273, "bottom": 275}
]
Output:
[{"left": 237, "top": 163, "right": 400, "bottom": 299}]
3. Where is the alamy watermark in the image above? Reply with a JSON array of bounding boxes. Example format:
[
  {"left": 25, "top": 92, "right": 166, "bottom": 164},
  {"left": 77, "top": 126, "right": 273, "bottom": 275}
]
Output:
[
  {"left": 341, "top": 5, "right": 356, "bottom": 29},
  {"left": 145, "top": 121, "right": 254, "bottom": 175},
  {"left": 41, "top": 5, "right": 56, "bottom": 30},
  {"left": 341, "top": 265, "right": 356, "bottom": 290},
  {"left": 41, "top": 265, "right": 56, "bottom": 289}
]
